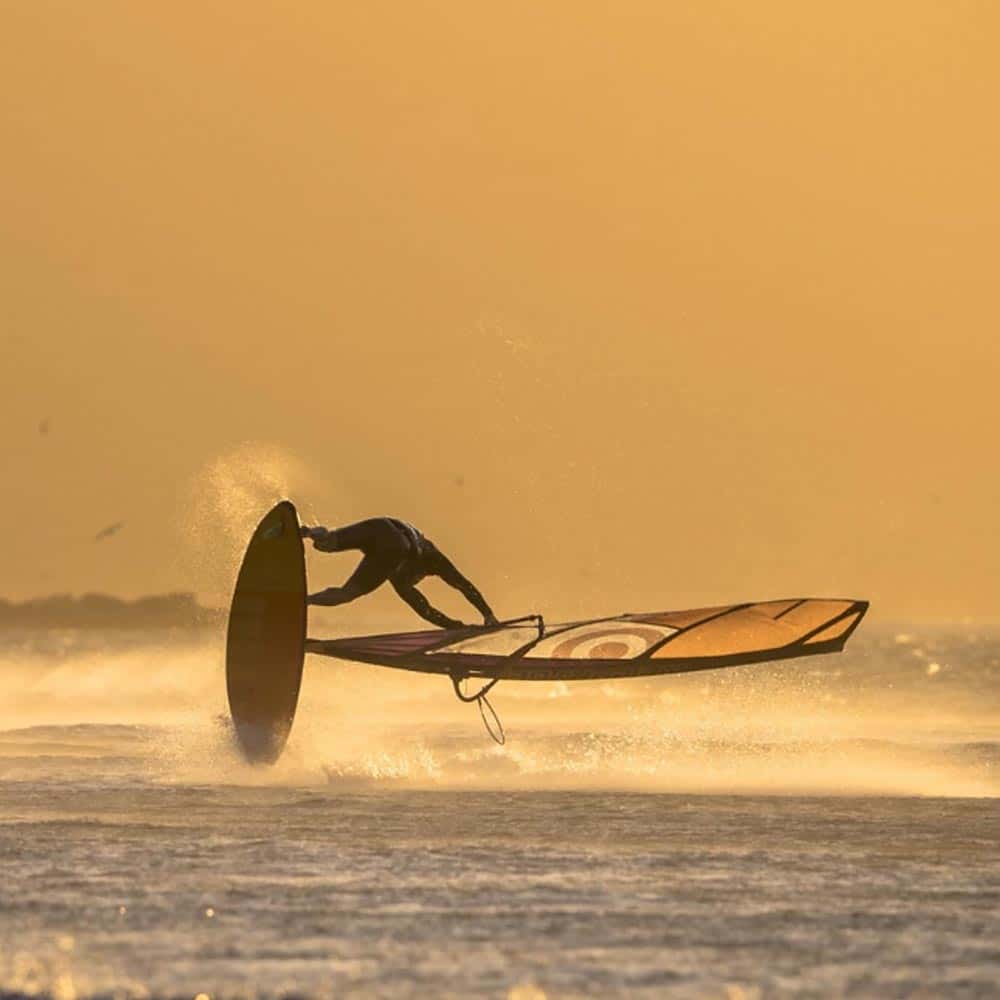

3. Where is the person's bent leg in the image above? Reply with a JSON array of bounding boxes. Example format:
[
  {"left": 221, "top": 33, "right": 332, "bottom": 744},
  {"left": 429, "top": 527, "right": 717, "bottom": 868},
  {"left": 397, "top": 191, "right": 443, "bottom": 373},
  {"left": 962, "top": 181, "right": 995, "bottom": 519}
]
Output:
[
  {"left": 307, "top": 548, "right": 399, "bottom": 606},
  {"left": 308, "top": 584, "right": 366, "bottom": 606}
]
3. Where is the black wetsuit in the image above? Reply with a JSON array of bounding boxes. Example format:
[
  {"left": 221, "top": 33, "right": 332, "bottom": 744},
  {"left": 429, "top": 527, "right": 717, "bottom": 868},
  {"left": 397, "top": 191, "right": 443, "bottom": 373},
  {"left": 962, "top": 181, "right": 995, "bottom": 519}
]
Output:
[{"left": 305, "top": 517, "right": 496, "bottom": 629}]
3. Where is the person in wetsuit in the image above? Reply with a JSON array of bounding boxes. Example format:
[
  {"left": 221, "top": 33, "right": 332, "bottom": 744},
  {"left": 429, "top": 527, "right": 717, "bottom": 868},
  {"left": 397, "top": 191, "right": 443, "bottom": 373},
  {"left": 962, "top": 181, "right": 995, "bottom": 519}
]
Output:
[{"left": 300, "top": 517, "right": 498, "bottom": 630}]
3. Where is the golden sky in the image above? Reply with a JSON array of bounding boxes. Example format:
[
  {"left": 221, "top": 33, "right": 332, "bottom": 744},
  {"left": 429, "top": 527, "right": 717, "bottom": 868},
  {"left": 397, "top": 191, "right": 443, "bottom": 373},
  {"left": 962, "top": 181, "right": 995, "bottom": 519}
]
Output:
[{"left": 3, "top": 2, "right": 998, "bottom": 621}]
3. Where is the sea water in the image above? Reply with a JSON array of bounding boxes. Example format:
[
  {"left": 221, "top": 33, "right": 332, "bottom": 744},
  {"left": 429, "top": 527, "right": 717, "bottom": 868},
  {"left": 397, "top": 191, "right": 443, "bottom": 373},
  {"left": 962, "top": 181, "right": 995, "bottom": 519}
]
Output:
[{"left": 1, "top": 626, "right": 998, "bottom": 998}]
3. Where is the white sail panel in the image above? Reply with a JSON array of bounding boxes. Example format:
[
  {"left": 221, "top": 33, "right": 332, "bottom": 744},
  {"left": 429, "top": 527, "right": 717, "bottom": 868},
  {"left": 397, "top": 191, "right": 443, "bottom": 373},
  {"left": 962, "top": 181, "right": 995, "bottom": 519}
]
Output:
[
  {"left": 437, "top": 626, "right": 541, "bottom": 656},
  {"left": 524, "top": 622, "right": 676, "bottom": 660}
]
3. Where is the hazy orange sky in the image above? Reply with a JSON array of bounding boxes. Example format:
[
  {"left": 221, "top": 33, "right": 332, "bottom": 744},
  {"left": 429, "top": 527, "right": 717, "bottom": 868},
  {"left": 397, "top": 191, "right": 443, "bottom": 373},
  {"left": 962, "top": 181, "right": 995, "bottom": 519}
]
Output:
[{"left": 3, "top": 2, "right": 998, "bottom": 622}]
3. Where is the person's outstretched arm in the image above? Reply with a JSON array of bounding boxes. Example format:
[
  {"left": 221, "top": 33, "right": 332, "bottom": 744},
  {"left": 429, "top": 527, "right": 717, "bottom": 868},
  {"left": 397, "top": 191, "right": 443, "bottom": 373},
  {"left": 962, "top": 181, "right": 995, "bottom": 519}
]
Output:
[
  {"left": 436, "top": 557, "right": 498, "bottom": 625},
  {"left": 391, "top": 580, "right": 465, "bottom": 630}
]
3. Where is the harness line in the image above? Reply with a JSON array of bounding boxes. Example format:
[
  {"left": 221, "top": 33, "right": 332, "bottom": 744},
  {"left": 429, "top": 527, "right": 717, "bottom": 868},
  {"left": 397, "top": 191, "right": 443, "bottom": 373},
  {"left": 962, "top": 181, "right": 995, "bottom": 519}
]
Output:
[{"left": 449, "top": 673, "right": 505, "bottom": 745}]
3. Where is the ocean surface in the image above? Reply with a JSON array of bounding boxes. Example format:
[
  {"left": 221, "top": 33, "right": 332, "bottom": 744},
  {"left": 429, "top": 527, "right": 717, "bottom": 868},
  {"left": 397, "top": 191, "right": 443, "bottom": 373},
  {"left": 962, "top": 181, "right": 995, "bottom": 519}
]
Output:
[{"left": 1, "top": 625, "right": 998, "bottom": 998}]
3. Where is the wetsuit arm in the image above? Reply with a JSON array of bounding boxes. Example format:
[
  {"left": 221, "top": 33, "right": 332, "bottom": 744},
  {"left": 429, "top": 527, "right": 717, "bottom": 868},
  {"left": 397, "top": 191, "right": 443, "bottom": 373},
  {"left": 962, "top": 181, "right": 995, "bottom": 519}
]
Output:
[
  {"left": 391, "top": 581, "right": 464, "bottom": 630},
  {"left": 436, "top": 559, "right": 497, "bottom": 624}
]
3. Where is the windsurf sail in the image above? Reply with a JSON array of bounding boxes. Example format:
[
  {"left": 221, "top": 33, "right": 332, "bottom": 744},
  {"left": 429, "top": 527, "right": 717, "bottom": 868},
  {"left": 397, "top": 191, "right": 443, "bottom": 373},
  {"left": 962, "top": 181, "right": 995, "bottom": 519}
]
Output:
[{"left": 305, "top": 597, "right": 868, "bottom": 681}]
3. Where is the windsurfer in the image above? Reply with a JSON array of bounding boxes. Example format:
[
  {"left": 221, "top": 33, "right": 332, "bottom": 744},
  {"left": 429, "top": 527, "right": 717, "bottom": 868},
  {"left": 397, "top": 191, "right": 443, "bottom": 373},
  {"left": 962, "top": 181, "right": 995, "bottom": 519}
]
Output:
[{"left": 301, "top": 517, "right": 498, "bottom": 630}]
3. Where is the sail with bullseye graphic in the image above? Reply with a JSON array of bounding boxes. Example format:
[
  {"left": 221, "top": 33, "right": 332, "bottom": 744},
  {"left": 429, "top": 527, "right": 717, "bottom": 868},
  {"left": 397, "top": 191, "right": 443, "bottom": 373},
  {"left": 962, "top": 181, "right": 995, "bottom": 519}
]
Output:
[{"left": 304, "top": 597, "right": 869, "bottom": 681}]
